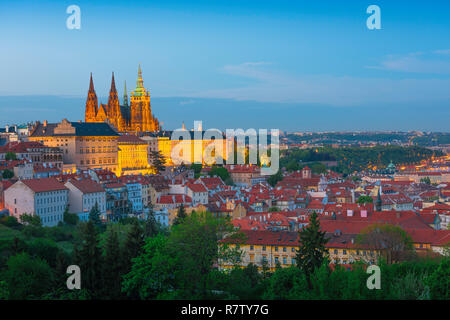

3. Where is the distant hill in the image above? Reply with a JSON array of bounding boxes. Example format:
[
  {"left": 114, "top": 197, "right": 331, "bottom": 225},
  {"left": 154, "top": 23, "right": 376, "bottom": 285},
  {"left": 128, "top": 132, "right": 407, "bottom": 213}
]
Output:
[{"left": 0, "top": 95, "right": 449, "bottom": 132}]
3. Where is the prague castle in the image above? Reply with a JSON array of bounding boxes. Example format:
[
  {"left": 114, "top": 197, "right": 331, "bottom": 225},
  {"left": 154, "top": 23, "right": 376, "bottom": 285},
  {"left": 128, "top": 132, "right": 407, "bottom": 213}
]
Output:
[
  {"left": 85, "top": 65, "right": 160, "bottom": 133},
  {"left": 28, "top": 65, "right": 231, "bottom": 177}
]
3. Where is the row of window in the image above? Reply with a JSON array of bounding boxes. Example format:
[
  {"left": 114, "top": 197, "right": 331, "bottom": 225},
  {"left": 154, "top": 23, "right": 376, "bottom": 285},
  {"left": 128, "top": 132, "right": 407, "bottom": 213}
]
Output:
[
  {"left": 36, "top": 196, "right": 65, "bottom": 205},
  {"left": 79, "top": 146, "right": 116, "bottom": 154},
  {"left": 37, "top": 205, "right": 64, "bottom": 214},
  {"left": 41, "top": 213, "right": 63, "bottom": 224},
  {"left": 249, "top": 245, "right": 296, "bottom": 253},
  {"left": 80, "top": 158, "right": 116, "bottom": 165},
  {"left": 79, "top": 138, "right": 115, "bottom": 142},
  {"left": 259, "top": 255, "right": 296, "bottom": 265}
]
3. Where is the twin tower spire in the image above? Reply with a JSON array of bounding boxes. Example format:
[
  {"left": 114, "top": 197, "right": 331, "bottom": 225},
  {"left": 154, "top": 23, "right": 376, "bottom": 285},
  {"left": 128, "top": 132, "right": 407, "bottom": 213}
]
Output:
[
  {"left": 85, "top": 65, "right": 160, "bottom": 133},
  {"left": 88, "top": 70, "right": 130, "bottom": 107}
]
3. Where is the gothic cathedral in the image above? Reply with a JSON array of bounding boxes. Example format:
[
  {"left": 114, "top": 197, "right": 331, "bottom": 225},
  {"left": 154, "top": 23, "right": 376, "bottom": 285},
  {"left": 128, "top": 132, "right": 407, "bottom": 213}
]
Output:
[{"left": 84, "top": 65, "right": 160, "bottom": 133}]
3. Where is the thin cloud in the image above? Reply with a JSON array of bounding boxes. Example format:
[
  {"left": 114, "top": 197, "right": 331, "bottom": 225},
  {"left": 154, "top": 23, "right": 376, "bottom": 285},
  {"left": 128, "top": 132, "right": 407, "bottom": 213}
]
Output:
[
  {"left": 434, "top": 49, "right": 450, "bottom": 55},
  {"left": 367, "top": 51, "right": 450, "bottom": 74},
  {"left": 184, "top": 61, "right": 450, "bottom": 106}
]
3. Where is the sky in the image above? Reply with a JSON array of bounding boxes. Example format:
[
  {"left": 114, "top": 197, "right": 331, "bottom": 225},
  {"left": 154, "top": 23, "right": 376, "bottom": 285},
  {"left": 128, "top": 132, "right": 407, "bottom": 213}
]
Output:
[{"left": 0, "top": 0, "right": 449, "bottom": 131}]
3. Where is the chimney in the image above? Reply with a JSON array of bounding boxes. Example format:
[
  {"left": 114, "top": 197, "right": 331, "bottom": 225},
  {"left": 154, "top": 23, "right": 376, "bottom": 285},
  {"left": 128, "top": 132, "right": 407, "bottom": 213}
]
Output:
[{"left": 43, "top": 120, "right": 48, "bottom": 127}]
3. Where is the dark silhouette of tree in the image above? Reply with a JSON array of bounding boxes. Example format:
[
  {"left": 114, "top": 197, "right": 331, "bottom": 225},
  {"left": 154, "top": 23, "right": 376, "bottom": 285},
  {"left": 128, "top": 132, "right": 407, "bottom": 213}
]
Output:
[
  {"left": 295, "top": 211, "right": 329, "bottom": 289},
  {"left": 173, "top": 204, "right": 187, "bottom": 226},
  {"left": 88, "top": 202, "right": 101, "bottom": 226},
  {"left": 150, "top": 150, "right": 166, "bottom": 174},
  {"left": 73, "top": 220, "right": 103, "bottom": 298},
  {"left": 102, "top": 227, "right": 123, "bottom": 299},
  {"left": 122, "top": 219, "right": 145, "bottom": 275}
]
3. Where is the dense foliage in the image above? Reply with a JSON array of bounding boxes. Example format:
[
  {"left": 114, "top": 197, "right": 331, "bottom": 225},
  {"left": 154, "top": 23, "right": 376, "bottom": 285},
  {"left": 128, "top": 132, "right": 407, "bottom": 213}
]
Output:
[
  {"left": 0, "top": 213, "right": 448, "bottom": 300},
  {"left": 281, "top": 145, "right": 442, "bottom": 175}
]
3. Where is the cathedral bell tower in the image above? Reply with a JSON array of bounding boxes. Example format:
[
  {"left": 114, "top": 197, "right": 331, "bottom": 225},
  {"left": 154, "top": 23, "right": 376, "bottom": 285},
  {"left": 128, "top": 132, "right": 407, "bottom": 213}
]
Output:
[{"left": 130, "top": 64, "right": 153, "bottom": 132}]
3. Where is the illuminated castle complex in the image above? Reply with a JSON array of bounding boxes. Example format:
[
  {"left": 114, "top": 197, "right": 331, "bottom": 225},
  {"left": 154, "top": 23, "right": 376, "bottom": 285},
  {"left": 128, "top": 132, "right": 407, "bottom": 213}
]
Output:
[{"left": 85, "top": 65, "right": 160, "bottom": 133}]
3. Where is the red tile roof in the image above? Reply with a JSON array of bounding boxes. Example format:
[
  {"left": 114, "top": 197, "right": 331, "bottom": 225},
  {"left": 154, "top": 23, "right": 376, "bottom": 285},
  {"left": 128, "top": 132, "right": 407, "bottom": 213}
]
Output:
[
  {"left": 66, "top": 178, "right": 105, "bottom": 194},
  {"left": 186, "top": 183, "right": 207, "bottom": 193},
  {"left": 20, "top": 178, "right": 68, "bottom": 193}
]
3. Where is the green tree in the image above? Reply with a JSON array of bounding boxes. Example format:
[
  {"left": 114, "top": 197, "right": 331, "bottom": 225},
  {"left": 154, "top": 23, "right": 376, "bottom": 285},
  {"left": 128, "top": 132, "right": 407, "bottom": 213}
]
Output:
[
  {"left": 190, "top": 163, "right": 202, "bottom": 176},
  {"left": 122, "top": 234, "right": 174, "bottom": 299},
  {"left": 356, "top": 195, "right": 373, "bottom": 204},
  {"left": 357, "top": 223, "right": 414, "bottom": 264},
  {"left": 102, "top": 227, "right": 123, "bottom": 299},
  {"left": 144, "top": 212, "right": 161, "bottom": 237},
  {"left": 172, "top": 204, "right": 187, "bottom": 226},
  {"left": 73, "top": 220, "right": 103, "bottom": 298},
  {"left": 267, "top": 170, "right": 283, "bottom": 187},
  {"left": 426, "top": 258, "right": 449, "bottom": 300},
  {"left": 20, "top": 213, "right": 42, "bottom": 227},
  {"left": 63, "top": 206, "right": 79, "bottom": 225},
  {"left": 122, "top": 219, "right": 145, "bottom": 275},
  {"left": 3, "top": 252, "right": 54, "bottom": 299},
  {"left": 26, "top": 238, "right": 60, "bottom": 268},
  {"left": 0, "top": 216, "right": 20, "bottom": 228},
  {"left": 88, "top": 202, "right": 101, "bottom": 226},
  {"left": 150, "top": 150, "right": 166, "bottom": 174},
  {"left": 420, "top": 177, "right": 431, "bottom": 185},
  {"left": 295, "top": 212, "right": 329, "bottom": 289},
  {"left": 2, "top": 169, "right": 14, "bottom": 180},
  {"left": 209, "top": 166, "right": 230, "bottom": 182},
  {"left": 165, "top": 212, "right": 237, "bottom": 298},
  {"left": 5, "top": 152, "right": 17, "bottom": 161},
  {"left": 124, "top": 212, "right": 237, "bottom": 299},
  {"left": 263, "top": 267, "right": 308, "bottom": 299},
  {"left": 225, "top": 264, "right": 264, "bottom": 299}
]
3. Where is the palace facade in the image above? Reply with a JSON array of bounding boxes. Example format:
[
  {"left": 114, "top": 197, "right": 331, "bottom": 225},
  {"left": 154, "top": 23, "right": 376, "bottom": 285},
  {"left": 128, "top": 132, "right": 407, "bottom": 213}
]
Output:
[{"left": 85, "top": 66, "right": 160, "bottom": 133}]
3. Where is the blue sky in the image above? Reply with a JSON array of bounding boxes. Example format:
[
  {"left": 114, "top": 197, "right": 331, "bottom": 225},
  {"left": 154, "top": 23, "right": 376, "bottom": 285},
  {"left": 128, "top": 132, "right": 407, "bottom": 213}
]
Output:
[{"left": 0, "top": 0, "right": 449, "bottom": 131}]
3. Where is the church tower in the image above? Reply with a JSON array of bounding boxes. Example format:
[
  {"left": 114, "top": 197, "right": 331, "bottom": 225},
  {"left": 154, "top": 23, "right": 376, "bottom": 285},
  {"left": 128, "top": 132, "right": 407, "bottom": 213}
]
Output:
[
  {"left": 130, "top": 65, "right": 152, "bottom": 132},
  {"left": 107, "top": 72, "right": 121, "bottom": 130},
  {"left": 85, "top": 73, "right": 98, "bottom": 122}
]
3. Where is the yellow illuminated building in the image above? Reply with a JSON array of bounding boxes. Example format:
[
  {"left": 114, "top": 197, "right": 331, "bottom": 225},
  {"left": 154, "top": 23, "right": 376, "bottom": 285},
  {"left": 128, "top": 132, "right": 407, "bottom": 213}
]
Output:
[
  {"left": 144, "top": 126, "right": 232, "bottom": 166},
  {"left": 28, "top": 119, "right": 120, "bottom": 175},
  {"left": 117, "top": 135, "right": 154, "bottom": 176},
  {"left": 219, "top": 230, "right": 380, "bottom": 272}
]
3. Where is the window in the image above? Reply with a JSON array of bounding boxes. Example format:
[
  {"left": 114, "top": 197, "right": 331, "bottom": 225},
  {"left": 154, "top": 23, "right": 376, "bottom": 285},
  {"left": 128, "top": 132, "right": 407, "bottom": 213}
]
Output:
[
  {"left": 283, "top": 247, "right": 287, "bottom": 252},
  {"left": 291, "top": 248, "right": 295, "bottom": 252},
  {"left": 275, "top": 246, "right": 278, "bottom": 252},
  {"left": 343, "top": 250, "right": 347, "bottom": 255},
  {"left": 283, "top": 257, "right": 287, "bottom": 264},
  {"left": 334, "top": 249, "right": 338, "bottom": 254},
  {"left": 262, "top": 246, "right": 266, "bottom": 251},
  {"left": 250, "top": 245, "right": 254, "bottom": 251},
  {"left": 274, "top": 256, "right": 279, "bottom": 264}
]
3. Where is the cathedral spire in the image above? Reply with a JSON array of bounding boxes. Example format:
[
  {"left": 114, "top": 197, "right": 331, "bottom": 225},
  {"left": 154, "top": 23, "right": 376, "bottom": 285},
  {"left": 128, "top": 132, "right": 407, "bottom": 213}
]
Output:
[
  {"left": 110, "top": 72, "right": 117, "bottom": 93},
  {"left": 137, "top": 64, "right": 144, "bottom": 88},
  {"left": 85, "top": 73, "right": 98, "bottom": 123},
  {"left": 89, "top": 72, "right": 95, "bottom": 92},
  {"left": 123, "top": 80, "right": 128, "bottom": 107}
]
